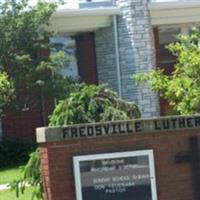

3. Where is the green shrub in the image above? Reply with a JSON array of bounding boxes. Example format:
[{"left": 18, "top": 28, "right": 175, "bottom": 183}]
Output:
[
  {"left": 49, "top": 84, "right": 140, "bottom": 126},
  {"left": 0, "top": 139, "right": 37, "bottom": 169},
  {"left": 135, "top": 28, "right": 200, "bottom": 115}
]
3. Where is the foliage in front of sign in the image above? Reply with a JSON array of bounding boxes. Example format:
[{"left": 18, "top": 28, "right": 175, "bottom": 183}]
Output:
[
  {"left": 10, "top": 150, "right": 42, "bottom": 199},
  {"left": 49, "top": 84, "right": 141, "bottom": 126},
  {"left": 135, "top": 28, "right": 200, "bottom": 115}
]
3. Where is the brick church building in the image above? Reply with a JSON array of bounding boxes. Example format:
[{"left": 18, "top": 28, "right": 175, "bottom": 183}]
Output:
[{"left": 2, "top": 0, "right": 200, "bottom": 139}]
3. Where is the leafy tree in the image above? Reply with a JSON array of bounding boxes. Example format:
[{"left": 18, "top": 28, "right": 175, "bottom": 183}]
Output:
[
  {"left": 0, "top": 0, "right": 72, "bottom": 118},
  {"left": 135, "top": 28, "right": 200, "bottom": 115},
  {"left": 0, "top": 73, "right": 14, "bottom": 114},
  {"left": 0, "top": 0, "right": 78, "bottom": 199}
]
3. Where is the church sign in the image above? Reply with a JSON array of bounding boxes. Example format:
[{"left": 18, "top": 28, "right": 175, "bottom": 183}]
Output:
[
  {"left": 37, "top": 115, "right": 200, "bottom": 142},
  {"left": 36, "top": 115, "right": 200, "bottom": 200},
  {"left": 73, "top": 150, "right": 157, "bottom": 200}
]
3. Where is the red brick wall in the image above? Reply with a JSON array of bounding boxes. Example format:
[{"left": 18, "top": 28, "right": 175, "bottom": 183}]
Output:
[
  {"left": 3, "top": 101, "right": 54, "bottom": 140},
  {"left": 2, "top": 45, "right": 53, "bottom": 140},
  {"left": 39, "top": 129, "right": 200, "bottom": 200}
]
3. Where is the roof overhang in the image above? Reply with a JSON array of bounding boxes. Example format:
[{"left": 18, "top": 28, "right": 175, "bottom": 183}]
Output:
[
  {"left": 149, "top": 1, "right": 200, "bottom": 26},
  {"left": 49, "top": 7, "right": 120, "bottom": 35}
]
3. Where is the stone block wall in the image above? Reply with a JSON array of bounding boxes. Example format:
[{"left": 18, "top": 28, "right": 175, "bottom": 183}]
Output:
[
  {"left": 95, "top": 25, "right": 119, "bottom": 93},
  {"left": 95, "top": 0, "right": 160, "bottom": 117}
]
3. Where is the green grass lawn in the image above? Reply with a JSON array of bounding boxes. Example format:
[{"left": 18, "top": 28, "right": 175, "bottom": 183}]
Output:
[
  {"left": 0, "top": 187, "right": 33, "bottom": 200},
  {"left": 0, "top": 165, "right": 23, "bottom": 184},
  {"left": 0, "top": 166, "right": 35, "bottom": 199}
]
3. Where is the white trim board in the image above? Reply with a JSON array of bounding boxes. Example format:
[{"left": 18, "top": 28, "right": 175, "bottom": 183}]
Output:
[
  {"left": 49, "top": 7, "right": 120, "bottom": 35},
  {"left": 149, "top": 1, "right": 200, "bottom": 25}
]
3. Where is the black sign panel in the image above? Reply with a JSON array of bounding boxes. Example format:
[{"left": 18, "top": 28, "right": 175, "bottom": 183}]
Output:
[{"left": 73, "top": 150, "right": 157, "bottom": 200}]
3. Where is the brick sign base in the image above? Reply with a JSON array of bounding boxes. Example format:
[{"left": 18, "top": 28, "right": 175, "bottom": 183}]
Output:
[{"left": 37, "top": 115, "right": 200, "bottom": 200}]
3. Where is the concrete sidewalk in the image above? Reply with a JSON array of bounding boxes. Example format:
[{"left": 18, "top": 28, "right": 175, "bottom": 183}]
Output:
[
  {"left": 0, "top": 182, "right": 30, "bottom": 191},
  {"left": 0, "top": 183, "right": 9, "bottom": 191}
]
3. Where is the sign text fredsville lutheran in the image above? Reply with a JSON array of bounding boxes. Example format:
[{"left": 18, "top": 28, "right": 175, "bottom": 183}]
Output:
[{"left": 62, "top": 115, "right": 200, "bottom": 139}]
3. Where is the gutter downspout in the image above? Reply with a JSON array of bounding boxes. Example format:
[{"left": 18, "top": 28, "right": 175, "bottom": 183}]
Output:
[{"left": 113, "top": 0, "right": 122, "bottom": 97}]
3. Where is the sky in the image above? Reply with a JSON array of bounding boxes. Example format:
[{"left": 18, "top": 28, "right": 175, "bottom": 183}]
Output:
[
  {"left": 29, "top": 0, "right": 199, "bottom": 7},
  {"left": 30, "top": 0, "right": 79, "bottom": 8}
]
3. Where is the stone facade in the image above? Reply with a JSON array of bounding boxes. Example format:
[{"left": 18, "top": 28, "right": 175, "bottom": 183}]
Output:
[
  {"left": 95, "top": 0, "right": 160, "bottom": 117},
  {"left": 95, "top": 26, "right": 119, "bottom": 93}
]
